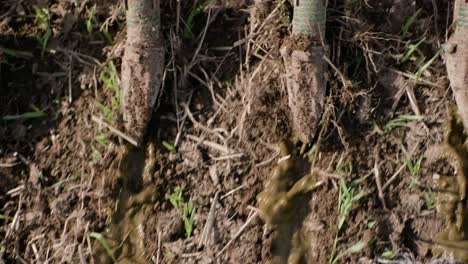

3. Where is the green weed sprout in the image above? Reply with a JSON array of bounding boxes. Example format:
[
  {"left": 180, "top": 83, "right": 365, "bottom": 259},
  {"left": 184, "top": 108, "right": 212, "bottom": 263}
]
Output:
[
  {"left": 33, "top": 6, "right": 52, "bottom": 58},
  {"left": 182, "top": 0, "right": 212, "bottom": 39},
  {"left": 90, "top": 232, "right": 116, "bottom": 262},
  {"left": 166, "top": 187, "right": 196, "bottom": 238}
]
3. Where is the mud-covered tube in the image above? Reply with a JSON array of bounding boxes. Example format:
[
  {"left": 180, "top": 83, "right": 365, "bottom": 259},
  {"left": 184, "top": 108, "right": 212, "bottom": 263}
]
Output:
[
  {"left": 292, "top": 0, "right": 327, "bottom": 41},
  {"left": 456, "top": 0, "right": 468, "bottom": 28},
  {"left": 122, "top": 0, "right": 165, "bottom": 145},
  {"left": 446, "top": 0, "right": 468, "bottom": 129}
]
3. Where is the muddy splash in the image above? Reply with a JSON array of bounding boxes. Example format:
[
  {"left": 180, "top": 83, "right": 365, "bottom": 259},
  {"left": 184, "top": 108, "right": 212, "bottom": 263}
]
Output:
[
  {"left": 94, "top": 143, "right": 157, "bottom": 263},
  {"left": 431, "top": 116, "right": 468, "bottom": 261},
  {"left": 258, "top": 140, "right": 324, "bottom": 263}
]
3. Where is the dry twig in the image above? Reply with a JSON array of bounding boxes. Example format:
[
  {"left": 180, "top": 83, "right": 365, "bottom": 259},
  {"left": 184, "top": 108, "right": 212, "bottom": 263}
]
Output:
[
  {"left": 91, "top": 115, "right": 138, "bottom": 146},
  {"left": 216, "top": 210, "right": 258, "bottom": 258},
  {"left": 373, "top": 160, "right": 387, "bottom": 209}
]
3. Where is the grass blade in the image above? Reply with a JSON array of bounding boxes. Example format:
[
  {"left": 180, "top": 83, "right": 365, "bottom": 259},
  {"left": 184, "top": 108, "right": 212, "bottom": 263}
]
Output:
[
  {"left": 332, "top": 240, "right": 366, "bottom": 264},
  {"left": 2, "top": 110, "right": 47, "bottom": 121},
  {"left": 401, "top": 8, "right": 421, "bottom": 35},
  {"left": 385, "top": 114, "right": 424, "bottom": 131},
  {"left": 0, "top": 47, "right": 34, "bottom": 58},
  {"left": 90, "top": 232, "right": 115, "bottom": 261},
  {"left": 182, "top": 0, "right": 212, "bottom": 39},
  {"left": 400, "top": 37, "right": 425, "bottom": 64},
  {"left": 162, "top": 141, "right": 177, "bottom": 153},
  {"left": 415, "top": 48, "right": 443, "bottom": 80}
]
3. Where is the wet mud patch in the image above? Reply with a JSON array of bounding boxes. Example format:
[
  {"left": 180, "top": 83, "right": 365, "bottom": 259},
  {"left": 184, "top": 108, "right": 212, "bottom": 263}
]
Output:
[
  {"left": 258, "top": 140, "right": 322, "bottom": 263},
  {"left": 93, "top": 145, "right": 155, "bottom": 263},
  {"left": 426, "top": 115, "right": 468, "bottom": 261}
]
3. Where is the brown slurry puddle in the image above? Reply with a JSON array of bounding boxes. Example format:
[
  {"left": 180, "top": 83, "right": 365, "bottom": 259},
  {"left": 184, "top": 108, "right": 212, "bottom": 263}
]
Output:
[
  {"left": 94, "top": 143, "right": 157, "bottom": 264},
  {"left": 431, "top": 115, "right": 468, "bottom": 261},
  {"left": 258, "top": 140, "right": 324, "bottom": 263}
]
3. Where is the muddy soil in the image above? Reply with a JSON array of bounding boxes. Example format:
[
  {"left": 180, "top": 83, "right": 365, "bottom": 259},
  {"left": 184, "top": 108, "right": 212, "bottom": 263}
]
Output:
[{"left": 1, "top": 0, "right": 467, "bottom": 263}]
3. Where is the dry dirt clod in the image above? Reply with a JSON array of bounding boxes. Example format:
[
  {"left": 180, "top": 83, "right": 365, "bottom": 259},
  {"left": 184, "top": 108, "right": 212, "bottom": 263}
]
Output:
[
  {"left": 445, "top": 0, "right": 468, "bottom": 129},
  {"left": 121, "top": 0, "right": 165, "bottom": 145}
]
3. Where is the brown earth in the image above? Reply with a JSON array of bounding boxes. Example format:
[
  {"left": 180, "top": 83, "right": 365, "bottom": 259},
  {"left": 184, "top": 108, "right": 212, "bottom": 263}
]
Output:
[{"left": 1, "top": 0, "right": 466, "bottom": 263}]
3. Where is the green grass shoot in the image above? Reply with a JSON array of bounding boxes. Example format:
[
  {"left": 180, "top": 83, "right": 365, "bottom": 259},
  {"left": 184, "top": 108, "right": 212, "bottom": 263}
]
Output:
[
  {"left": 337, "top": 178, "right": 366, "bottom": 231},
  {"left": 86, "top": 5, "right": 97, "bottom": 34},
  {"left": 0, "top": 47, "right": 34, "bottom": 58},
  {"left": 2, "top": 106, "right": 47, "bottom": 121},
  {"left": 306, "top": 144, "right": 319, "bottom": 166},
  {"left": 162, "top": 141, "right": 177, "bottom": 153},
  {"left": 94, "top": 61, "right": 120, "bottom": 149},
  {"left": 95, "top": 134, "right": 110, "bottom": 147},
  {"left": 414, "top": 48, "right": 443, "bottom": 80},
  {"left": 331, "top": 240, "right": 366, "bottom": 264},
  {"left": 405, "top": 156, "right": 423, "bottom": 176},
  {"left": 329, "top": 156, "right": 367, "bottom": 264},
  {"left": 92, "top": 145, "right": 103, "bottom": 163},
  {"left": 424, "top": 191, "right": 436, "bottom": 209},
  {"left": 99, "top": 61, "right": 120, "bottom": 109},
  {"left": 95, "top": 101, "right": 113, "bottom": 122},
  {"left": 167, "top": 186, "right": 184, "bottom": 209},
  {"left": 100, "top": 61, "right": 119, "bottom": 94},
  {"left": 90, "top": 232, "right": 115, "bottom": 262},
  {"left": 334, "top": 154, "right": 366, "bottom": 231},
  {"left": 385, "top": 114, "right": 424, "bottom": 131},
  {"left": 166, "top": 187, "right": 196, "bottom": 238},
  {"left": 381, "top": 249, "right": 396, "bottom": 260},
  {"left": 400, "top": 37, "right": 425, "bottom": 64},
  {"left": 182, "top": 0, "right": 212, "bottom": 39},
  {"left": 183, "top": 199, "right": 196, "bottom": 237},
  {"left": 1, "top": 47, "right": 17, "bottom": 57},
  {"left": 401, "top": 145, "right": 423, "bottom": 189},
  {"left": 367, "top": 220, "right": 376, "bottom": 229},
  {"left": 400, "top": 144, "right": 423, "bottom": 176},
  {"left": 401, "top": 8, "right": 421, "bottom": 35},
  {"left": 33, "top": 6, "right": 51, "bottom": 58},
  {"left": 45, "top": 175, "right": 79, "bottom": 191}
]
